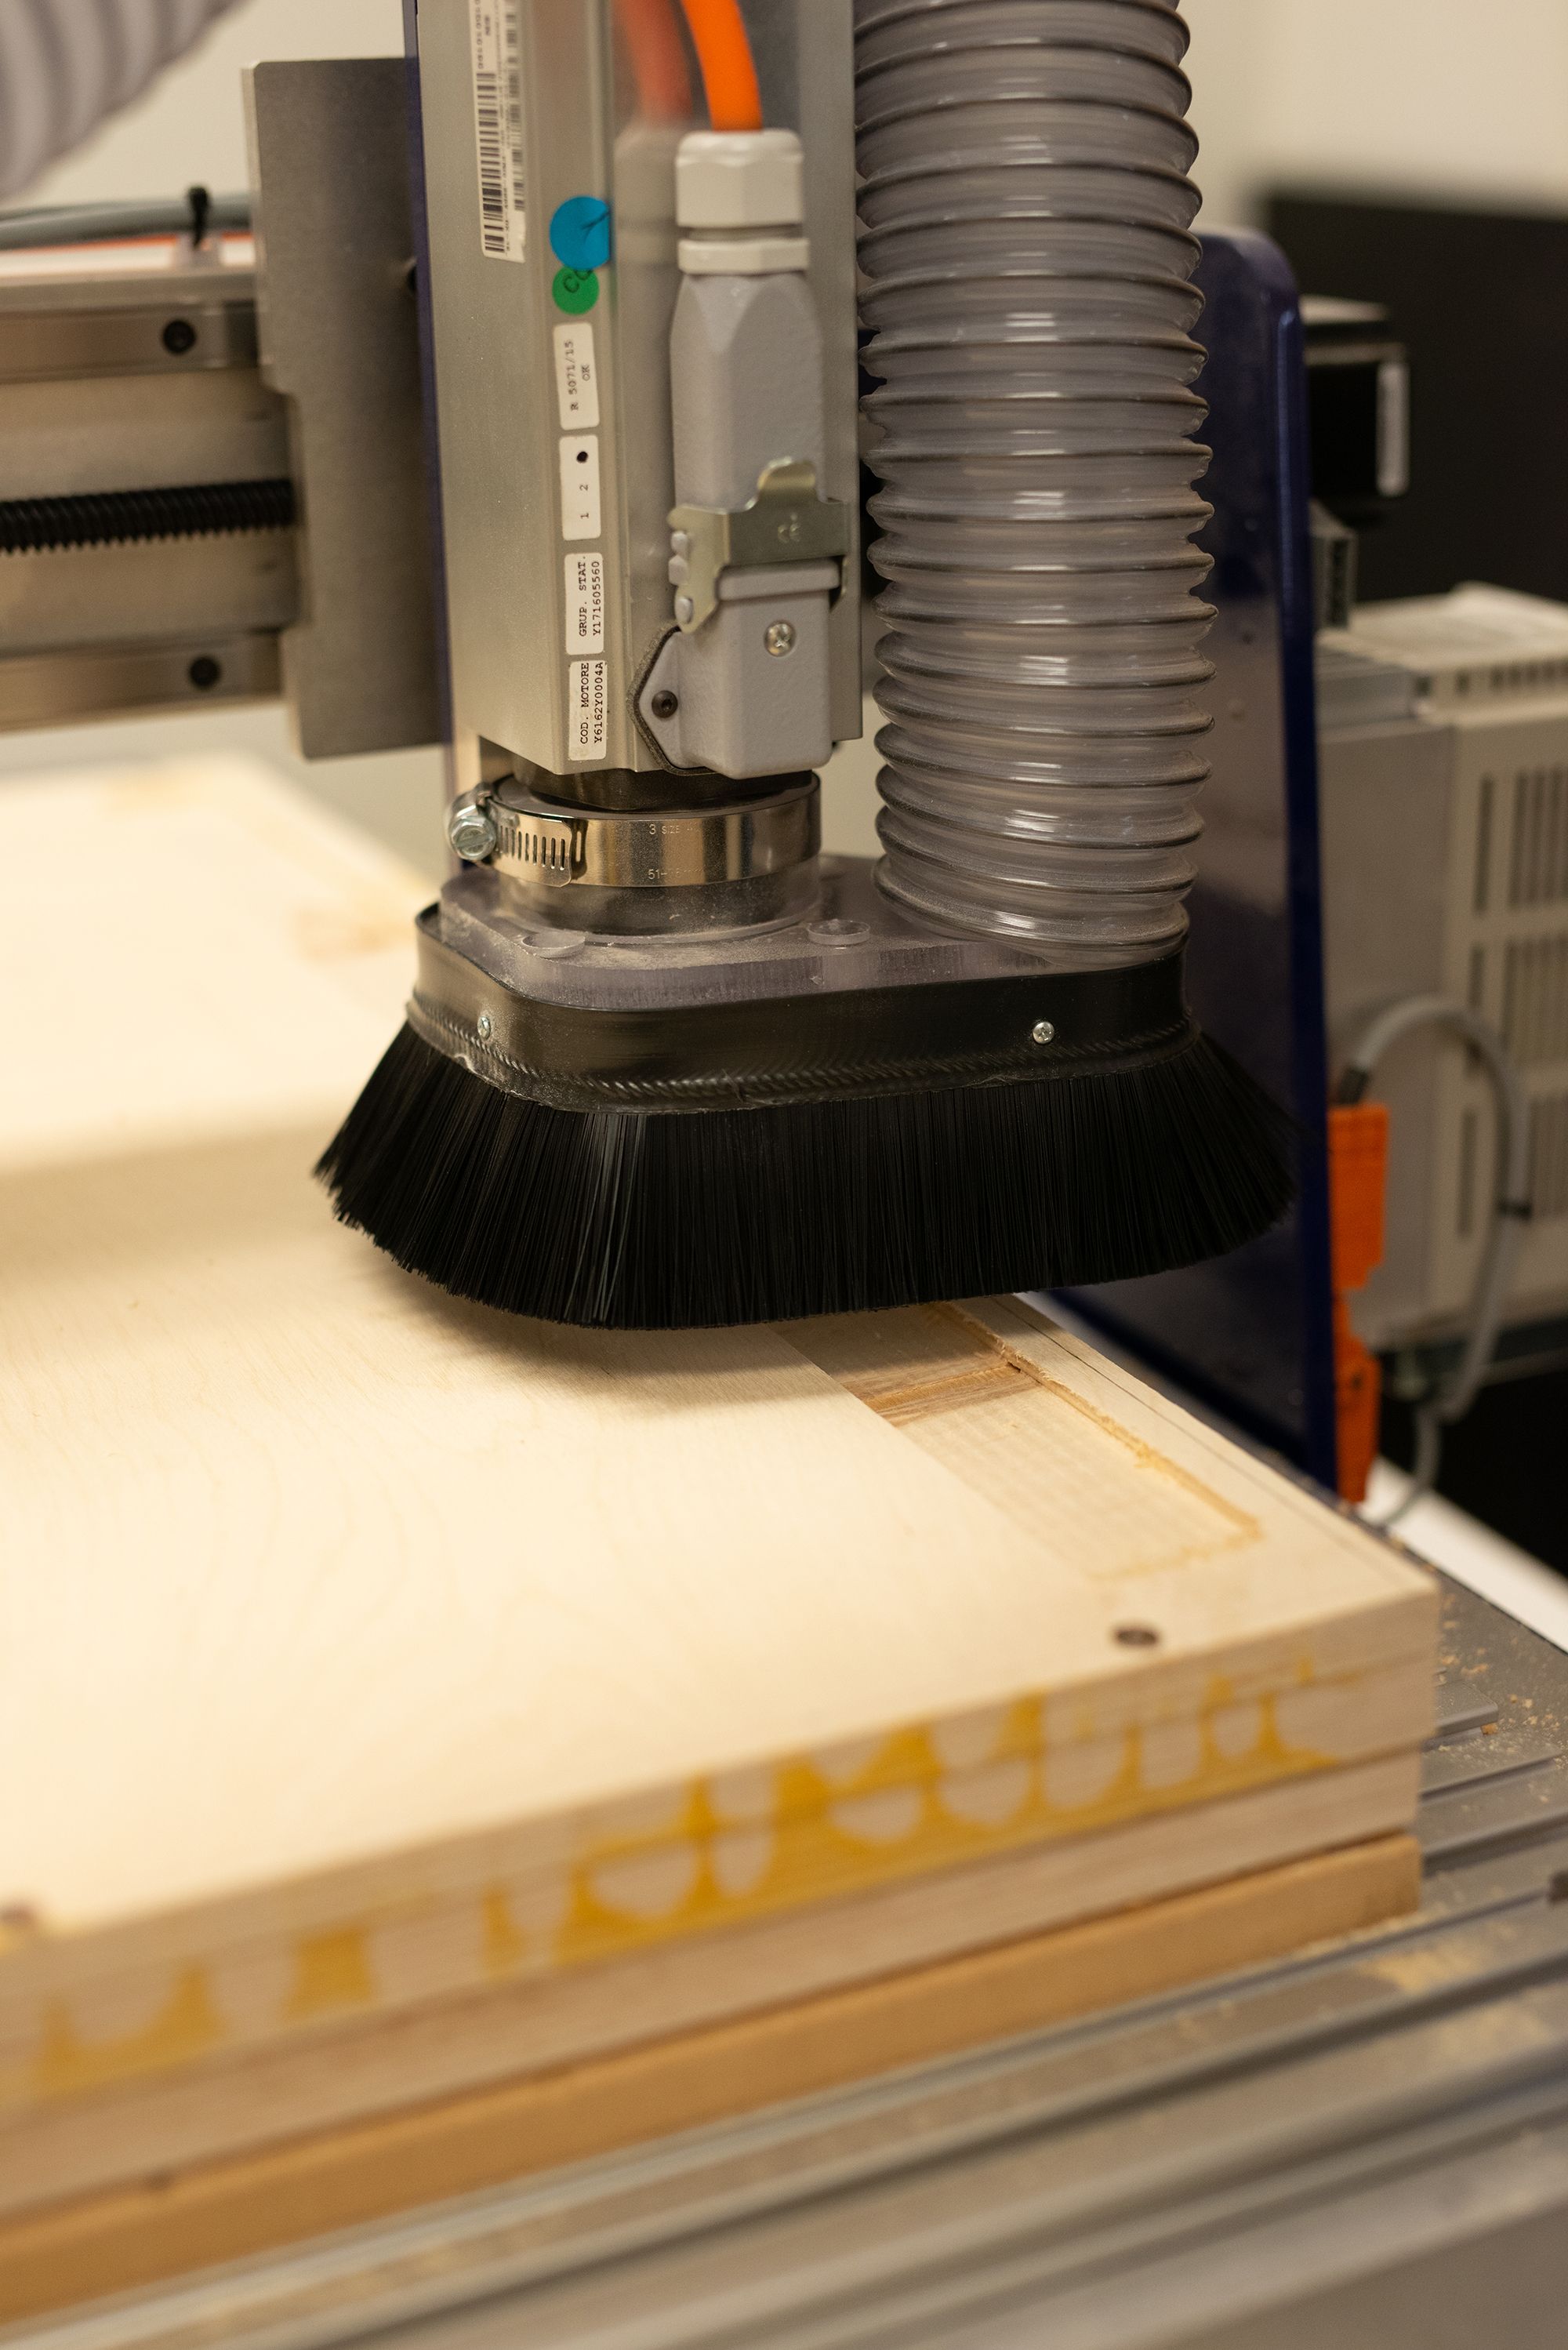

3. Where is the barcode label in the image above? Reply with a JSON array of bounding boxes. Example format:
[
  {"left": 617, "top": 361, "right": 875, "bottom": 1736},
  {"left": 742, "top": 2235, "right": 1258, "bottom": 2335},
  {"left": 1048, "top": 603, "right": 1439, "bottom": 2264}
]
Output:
[{"left": 470, "top": 2, "right": 525, "bottom": 263}]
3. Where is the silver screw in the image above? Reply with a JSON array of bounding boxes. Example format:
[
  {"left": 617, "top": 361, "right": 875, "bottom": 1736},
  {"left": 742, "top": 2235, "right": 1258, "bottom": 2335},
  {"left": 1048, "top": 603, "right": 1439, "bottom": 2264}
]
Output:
[
  {"left": 1031, "top": 1019, "right": 1056, "bottom": 1046},
  {"left": 447, "top": 797, "right": 497, "bottom": 863},
  {"left": 764, "top": 619, "right": 797, "bottom": 658},
  {"left": 476, "top": 1012, "right": 493, "bottom": 1041}
]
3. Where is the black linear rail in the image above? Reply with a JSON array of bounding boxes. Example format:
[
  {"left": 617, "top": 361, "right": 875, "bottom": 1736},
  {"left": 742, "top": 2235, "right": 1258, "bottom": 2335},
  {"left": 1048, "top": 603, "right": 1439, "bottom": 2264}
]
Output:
[{"left": 0, "top": 478, "right": 295, "bottom": 554}]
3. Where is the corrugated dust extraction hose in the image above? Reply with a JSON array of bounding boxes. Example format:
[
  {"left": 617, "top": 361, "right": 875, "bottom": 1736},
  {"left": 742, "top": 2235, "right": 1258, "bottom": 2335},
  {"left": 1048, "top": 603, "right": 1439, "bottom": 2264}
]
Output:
[
  {"left": 855, "top": 0, "right": 1216, "bottom": 961},
  {"left": 0, "top": 0, "right": 245, "bottom": 202}
]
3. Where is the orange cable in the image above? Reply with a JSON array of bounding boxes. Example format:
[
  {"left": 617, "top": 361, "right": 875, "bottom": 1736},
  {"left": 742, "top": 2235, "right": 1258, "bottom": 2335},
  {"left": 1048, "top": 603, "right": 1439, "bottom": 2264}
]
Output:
[
  {"left": 614, "top": 0, "right": 692, "bottom": 122},
  {"left": 676, "top": 0, "right": 763, "bottom": 131}
]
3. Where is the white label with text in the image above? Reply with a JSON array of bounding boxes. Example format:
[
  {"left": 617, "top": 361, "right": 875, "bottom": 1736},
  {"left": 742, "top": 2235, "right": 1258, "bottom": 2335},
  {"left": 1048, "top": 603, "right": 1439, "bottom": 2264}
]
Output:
[
  {"left": 564, "top": 553, "right": 605, "bottom": 656},
  {"left": 568, "top": 659, "right": 608, "bottom": 761},
  {"left": 558, "top": 434, "right": 601, "bottom": 539},
  {"left": 553, "top": 322, "right": 600, "bottom": 428}
]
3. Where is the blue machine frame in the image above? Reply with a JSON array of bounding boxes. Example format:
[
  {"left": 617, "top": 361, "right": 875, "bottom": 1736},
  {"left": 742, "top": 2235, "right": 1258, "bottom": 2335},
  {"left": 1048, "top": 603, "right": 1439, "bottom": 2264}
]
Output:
[{"left": 1060, "top": 231, "right": 1339, "bottom": 1492}]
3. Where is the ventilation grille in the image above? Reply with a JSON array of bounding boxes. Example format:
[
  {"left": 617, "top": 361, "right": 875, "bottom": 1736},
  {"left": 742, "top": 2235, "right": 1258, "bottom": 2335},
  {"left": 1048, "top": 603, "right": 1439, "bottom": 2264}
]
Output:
[
  {"left": 1502, "top": 935, "right": 1568, "bottom": 1065},
  {"left": 1474, "top": 774, "right": 1494, "bottom": 913},
  {"left": 1456, "top": 1106, "right": 1479, "bottom": 1240},
  {"left": 1530, "top": 1094, "right": 1568, "bottom": 1220},
  {"left": 1509, "top": 767, "right": 1568, "bottom": 907},
  {"left": 1452, "top": 658, "right": 1568, "bottom": 700}
]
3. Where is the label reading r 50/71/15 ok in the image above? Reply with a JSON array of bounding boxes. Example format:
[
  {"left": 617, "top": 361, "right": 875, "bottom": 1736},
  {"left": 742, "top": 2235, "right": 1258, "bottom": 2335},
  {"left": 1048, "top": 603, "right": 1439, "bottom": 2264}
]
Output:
[
  {"left": 553, "top": 323, "right": 598, "bottom": 429},
  {"left": 470, "top": 2, "right": 526, "bottom": 262}
]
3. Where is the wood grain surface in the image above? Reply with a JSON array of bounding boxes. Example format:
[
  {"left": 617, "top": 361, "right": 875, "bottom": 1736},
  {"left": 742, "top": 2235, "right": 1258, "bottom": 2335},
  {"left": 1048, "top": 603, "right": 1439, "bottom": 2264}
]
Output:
[
  {"left": 0, "top": 1836, "right": 1419, "bottom": 2327},
  {"left": 0, "top": 1753, "right": 1420, "bottom": 2221},
  {"left": 0, "top": 760, "right": 1436, "bottom": 2294}
]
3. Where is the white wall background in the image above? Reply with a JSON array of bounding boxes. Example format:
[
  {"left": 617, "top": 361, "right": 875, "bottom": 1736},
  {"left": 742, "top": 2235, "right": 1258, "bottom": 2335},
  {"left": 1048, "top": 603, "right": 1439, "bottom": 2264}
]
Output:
[
  {"left": 27, "top": 0, "right": 406, "bottom": 207},
  {"left": 1185, "top": 0, "right": 1568, "bottom": 227},
  {"left": 24, "top": 0, "right": 1568, "bottom": 223},
  {"left": 4, "top": 0, "right": 1566, "bottom": 870}
]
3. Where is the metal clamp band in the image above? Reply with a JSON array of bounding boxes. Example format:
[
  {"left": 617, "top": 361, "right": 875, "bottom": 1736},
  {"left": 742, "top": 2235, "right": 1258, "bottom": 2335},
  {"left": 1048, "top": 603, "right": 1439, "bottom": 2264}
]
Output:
[
  {"left": 492, "top": 804, "right": 582, "bottom": 888},
  {"left": 667, "top": 458, "right": 849, "bottom": 633},
  {"left": 450, "top": 779, "right": 822, "bottom": 937},
  {"left": 488, "top": 782, "right": 817, "bottom": 892}
]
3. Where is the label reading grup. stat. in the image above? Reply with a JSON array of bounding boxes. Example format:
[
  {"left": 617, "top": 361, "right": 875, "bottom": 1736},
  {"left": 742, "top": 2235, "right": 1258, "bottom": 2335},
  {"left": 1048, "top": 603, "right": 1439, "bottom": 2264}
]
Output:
[{"left": 564, "top": 553, "right": 605, "bottom": 656}]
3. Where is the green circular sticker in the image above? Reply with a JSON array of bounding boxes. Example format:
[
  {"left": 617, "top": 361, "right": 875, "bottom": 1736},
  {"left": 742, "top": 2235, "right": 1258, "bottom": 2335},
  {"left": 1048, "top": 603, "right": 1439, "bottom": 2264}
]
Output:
[{"left": 552, "top": 265, "right": 599, "bottom": 314}]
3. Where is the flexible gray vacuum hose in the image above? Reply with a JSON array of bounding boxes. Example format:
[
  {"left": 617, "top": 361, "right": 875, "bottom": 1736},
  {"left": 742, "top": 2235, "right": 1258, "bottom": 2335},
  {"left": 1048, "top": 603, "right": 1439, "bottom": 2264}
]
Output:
[
  {"left": 0, "top": 0, "right": 244, "bottom": 202},
  {"left": 855, "top": 0, "right": 1214, "bottom": 957}
]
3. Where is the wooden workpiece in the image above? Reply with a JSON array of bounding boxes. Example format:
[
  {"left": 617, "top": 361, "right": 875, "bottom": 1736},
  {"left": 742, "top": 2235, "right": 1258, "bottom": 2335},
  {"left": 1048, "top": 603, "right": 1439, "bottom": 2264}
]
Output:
[
  {"left": 0, "top": 761, "right": 1436, "bottom": 2320},
  {"left": 0, "top": 1838, "right": 1416, "bottom": 2321}
]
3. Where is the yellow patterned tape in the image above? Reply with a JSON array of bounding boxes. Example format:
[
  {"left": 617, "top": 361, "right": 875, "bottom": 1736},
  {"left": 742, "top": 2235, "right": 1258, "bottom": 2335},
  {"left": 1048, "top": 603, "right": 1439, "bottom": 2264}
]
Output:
[
  {"left": 513, "top": 1664, "right": 1316, "bottom": 1872},
  {"left": 9, "top": 1685, "right": 1346, "bottom": 2108},
  {"left": 545, "top": 1693, "right": 1325, "bottom": 1968},
  {"left": 28, "top": 1968, "right": 226, "bottom": 2101}
]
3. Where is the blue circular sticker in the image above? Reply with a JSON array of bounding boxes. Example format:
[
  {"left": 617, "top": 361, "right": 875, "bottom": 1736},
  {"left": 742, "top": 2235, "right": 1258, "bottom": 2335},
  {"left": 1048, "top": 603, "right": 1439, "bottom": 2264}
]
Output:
[{"left": 549, "top": 195, "right": 612, "bottom": 274}]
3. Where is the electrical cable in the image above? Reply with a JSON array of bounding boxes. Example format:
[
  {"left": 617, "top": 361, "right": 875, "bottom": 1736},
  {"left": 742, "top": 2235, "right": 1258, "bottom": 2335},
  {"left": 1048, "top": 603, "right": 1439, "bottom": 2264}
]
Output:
[
  {"left": 0, "top": 189, "right": 247, "bottom": 249},
  {"left": 615, "top": 0, "right": 692, "bottom": 122},
  {"left": 0, "top": 0, "right": 245, "bottom": 204},
  {"left": 1337, "top": 997, "right": 1534, "bottom": 1530},
  {"left": 675, "top": 0, "right": 762, "bottom": 132}
]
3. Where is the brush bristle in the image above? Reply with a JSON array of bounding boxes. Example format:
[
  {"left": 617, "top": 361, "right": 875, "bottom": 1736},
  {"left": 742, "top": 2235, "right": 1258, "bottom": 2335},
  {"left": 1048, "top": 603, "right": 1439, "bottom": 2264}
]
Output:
[{"left": 317, "top": 1023, "right": 1294, "bottom": 1329}]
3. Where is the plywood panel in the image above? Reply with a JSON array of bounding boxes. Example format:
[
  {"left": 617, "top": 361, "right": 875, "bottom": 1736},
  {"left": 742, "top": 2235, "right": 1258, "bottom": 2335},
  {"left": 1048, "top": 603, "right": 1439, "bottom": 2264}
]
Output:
[
  {"left": 0, "top": 759, "right": 1436, "bottom": 2278},
  {"left": 0, "top": 1753, "right": 1420, "bottom": 2220},
  {"left": 0, "top": 1836, "right": 1419, "bottom": 2328},
  {"left": 2, "top": 1121, "right": 1434, "bottom": 1938},
  {"left": 0, "top": 760, "right": 425, "bottom": 1177}
]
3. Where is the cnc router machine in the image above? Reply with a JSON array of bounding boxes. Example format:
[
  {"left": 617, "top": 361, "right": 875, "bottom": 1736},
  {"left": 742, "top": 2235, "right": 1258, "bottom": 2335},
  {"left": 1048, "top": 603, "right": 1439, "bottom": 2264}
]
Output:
[{"left": 2, "top": 5, "right": 1568, "bottom": 2346}]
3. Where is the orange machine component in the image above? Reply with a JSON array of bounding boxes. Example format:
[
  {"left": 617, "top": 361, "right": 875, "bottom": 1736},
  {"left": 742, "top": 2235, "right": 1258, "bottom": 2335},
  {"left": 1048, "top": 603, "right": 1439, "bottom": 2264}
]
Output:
[{"left": 1327, "top": 1102, "right": 1391, "bottom": 1505}]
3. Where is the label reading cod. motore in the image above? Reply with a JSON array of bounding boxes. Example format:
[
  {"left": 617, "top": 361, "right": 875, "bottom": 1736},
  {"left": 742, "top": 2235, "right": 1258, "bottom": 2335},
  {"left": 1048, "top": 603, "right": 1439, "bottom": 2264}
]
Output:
[{"left": 568, "top": 658, "right": 608, "bottom": 761}]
